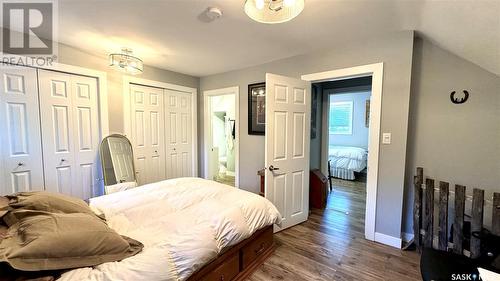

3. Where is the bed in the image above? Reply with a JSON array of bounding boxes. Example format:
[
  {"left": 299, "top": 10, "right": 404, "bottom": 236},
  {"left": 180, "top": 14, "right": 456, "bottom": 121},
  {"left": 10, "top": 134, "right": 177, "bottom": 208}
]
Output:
[
  {"left": 57, "top": 177, "right": 282, "bottom": 281},
  {"left": 328, "top": 146, "right": 367, "bottom": 182}
]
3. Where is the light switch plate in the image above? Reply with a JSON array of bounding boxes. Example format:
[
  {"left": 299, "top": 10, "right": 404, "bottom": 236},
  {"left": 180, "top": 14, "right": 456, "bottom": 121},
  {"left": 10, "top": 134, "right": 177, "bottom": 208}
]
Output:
[{"left": 382, "top": 133, "right": 391, "bottom": 144}]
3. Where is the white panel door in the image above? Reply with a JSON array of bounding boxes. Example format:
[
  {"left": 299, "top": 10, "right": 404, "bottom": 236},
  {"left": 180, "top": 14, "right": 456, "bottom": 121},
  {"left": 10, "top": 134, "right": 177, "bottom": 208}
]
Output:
[
  {"left": 38, "top": 71, "right": 75, "bottom": 196},
  {"left": 165, "top": 89, "right": 193, "bottom": 179},
  {"left": 130, "top": 84, "right": 165, "bottom": 185},
  {"left": 265, "top": 73, "right": 311, "bottom": 232},
  {"left": 71, "top": 75, "right": 100, "bottom": 199},
  {"left": 0, "top": 66, "right": 44, "bottom": 195},
  {"left": 38, "top": 70, "right": 99, "bottom": 199}
]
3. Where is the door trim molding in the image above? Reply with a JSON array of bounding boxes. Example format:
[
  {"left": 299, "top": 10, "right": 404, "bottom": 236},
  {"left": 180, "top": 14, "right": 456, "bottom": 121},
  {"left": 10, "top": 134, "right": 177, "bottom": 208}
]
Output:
[
  {"left": 203, "top": 86, "right": 240, "bottom": 188},
  {"left": 122, "top": 76, "right": 198, "bottom": 177},
  {"left": 301, "top": 62, "right": 384, "bottom": 242}
]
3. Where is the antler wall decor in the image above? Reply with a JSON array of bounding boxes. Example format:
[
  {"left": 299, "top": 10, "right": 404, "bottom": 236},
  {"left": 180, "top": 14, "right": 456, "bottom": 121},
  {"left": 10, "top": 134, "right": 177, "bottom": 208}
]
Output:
[{"left": 450, "top": 90, "right": 470, "bottom": 104}]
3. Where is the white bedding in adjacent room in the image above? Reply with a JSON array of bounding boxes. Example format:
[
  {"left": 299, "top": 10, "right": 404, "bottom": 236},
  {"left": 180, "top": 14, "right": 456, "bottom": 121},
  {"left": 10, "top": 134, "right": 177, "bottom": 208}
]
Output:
[
  {"left": 57, "top": 177, "right": 282, "bottom": 281},
  {"left": 329, "top": 146, "right": 367, "bottom": 180}
]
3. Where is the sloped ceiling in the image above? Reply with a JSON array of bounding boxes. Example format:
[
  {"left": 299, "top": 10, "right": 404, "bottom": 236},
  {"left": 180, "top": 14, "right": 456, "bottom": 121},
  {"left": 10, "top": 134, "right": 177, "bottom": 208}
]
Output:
[{"left": 51, "top": 0, "right": 500, "bottom": 76}]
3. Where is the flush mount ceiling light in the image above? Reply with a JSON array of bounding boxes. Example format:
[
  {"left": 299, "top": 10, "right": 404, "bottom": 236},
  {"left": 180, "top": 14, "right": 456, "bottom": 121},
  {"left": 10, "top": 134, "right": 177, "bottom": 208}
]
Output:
[
  {"left": 244, "top": 0, "right": 304, "bottom": 24},
  {"left": 109, "top": 48, "right": 143, "bottom": 75}
]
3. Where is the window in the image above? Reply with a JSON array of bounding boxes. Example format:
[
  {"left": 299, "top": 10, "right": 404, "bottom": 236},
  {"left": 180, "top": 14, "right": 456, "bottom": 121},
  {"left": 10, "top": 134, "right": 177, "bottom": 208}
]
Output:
[{"left": 329, "top": 101, "right": 353, "bottom": 135}]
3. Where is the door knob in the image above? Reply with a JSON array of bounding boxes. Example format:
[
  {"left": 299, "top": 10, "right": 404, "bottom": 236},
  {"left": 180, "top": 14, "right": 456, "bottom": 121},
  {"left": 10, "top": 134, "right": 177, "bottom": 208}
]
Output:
[
  {"left": 268, "top": 165, "right": 279, "bottom": 171},
  {"left": 17, "top": 162, "right": 25, "bottom": 166}
]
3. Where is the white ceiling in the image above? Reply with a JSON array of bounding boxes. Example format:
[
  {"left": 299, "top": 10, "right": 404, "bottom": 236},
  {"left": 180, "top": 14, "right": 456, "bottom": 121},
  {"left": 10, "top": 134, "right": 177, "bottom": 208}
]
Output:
[{"left": 55, "top": 0, "right": 499, "bottom": 77}]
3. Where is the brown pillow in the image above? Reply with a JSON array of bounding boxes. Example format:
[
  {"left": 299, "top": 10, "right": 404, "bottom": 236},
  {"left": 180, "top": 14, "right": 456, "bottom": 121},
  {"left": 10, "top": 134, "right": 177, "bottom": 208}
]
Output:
[
  {"left": 0, "top": 196, "right": 9, "bottom": 218},
  {"left": 2, "top": 192, "right": 102, "bottom": 226},
  {"left": 0, "top": 211, "right": 143, "bottom": 271}
]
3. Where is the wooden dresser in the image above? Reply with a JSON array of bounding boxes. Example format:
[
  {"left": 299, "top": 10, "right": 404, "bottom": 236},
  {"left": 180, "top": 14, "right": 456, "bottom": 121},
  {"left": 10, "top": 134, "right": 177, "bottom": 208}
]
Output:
[
  {"left": 309, "top": 169, "right": 328, "bottom": 209},
  {"left": 257, "top": 169, "right": 265, "bottom": 197}
]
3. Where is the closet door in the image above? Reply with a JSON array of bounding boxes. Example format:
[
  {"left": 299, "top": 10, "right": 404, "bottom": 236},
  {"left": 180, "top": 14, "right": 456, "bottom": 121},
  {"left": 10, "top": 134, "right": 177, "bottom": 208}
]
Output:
[
  {"left": 165, "top": 89, "right": 193, "bottom": 178},
  {"left": 130, "top": 84, "right": 165, "bottom": 185},
  {"left": 0, "top": 66, "right": 44, "bottom": 195},
  {"left": 38, "top": 70, "right": 99, "bottom": 199},
  {"left": 70, "top": 75, "right": 100, "bottom": 199}
]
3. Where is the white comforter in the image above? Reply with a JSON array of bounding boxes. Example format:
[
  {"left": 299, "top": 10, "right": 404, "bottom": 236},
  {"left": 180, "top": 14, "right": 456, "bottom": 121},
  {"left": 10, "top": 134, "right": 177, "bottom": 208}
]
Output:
[
  {"left": 58, "top": 178, "right": 282, "bottom": 281},
  {"left": 329, "top": 146, "right": 367, "bottom": 172}
]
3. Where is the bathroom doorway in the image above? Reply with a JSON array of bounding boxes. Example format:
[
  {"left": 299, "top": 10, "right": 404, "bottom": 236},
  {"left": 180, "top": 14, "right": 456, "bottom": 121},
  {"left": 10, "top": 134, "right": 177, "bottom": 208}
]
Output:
[{"left": 203, "top": 87, "right": 239, "bottom": 187}]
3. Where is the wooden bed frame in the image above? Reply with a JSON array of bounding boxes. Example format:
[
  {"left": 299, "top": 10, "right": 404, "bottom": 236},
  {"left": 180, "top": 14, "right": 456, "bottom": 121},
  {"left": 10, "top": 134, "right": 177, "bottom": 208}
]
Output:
[{"left": 187, "top": 225, "right": 274, "bottom": 281}]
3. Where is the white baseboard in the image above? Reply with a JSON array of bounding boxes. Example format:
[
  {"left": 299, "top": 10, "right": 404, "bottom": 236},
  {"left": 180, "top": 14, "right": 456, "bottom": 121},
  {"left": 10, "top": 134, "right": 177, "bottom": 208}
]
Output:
[
  {"left": 402, "top": 232, "right": 414, "bottom": 242},
  {"left": 374, "top": 232, "right": 402, "bottom": 249}
]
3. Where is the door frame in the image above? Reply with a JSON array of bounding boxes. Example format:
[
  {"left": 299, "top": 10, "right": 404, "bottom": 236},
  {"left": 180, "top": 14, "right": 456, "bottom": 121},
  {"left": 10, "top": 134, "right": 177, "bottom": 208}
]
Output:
[
  {"left": 122, "top": 76, "right": 198, "bottom": 177},
  {"left": 203, "top": 86, "right": 240, "bottom": 187},
  {"left": 301, "top": 62, "right": 384, "bottom": 241},
  {"left": 0, "top": 53, "right": 109, "bottom": 197}
]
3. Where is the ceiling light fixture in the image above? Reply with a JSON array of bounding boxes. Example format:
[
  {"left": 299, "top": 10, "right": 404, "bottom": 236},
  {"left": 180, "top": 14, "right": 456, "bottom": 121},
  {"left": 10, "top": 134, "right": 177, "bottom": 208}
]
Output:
[
  {"left": 244, "top": 0, "right": 304, "bottom": 24},
  {"left": 109, "top": 48, "right": 143, "bottom": 75}
]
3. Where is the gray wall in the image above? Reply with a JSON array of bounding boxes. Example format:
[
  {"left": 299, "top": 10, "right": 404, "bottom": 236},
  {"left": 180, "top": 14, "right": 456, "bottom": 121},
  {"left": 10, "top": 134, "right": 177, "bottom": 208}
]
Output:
[
  {"left": 402, "top": 37, "right": 500, "bottom": 234},
  {"left": 57, "top": 43, "right": 199, "bottom": 134},
  {"left": 200, "top": 31, "right": 415, "bottom": 238},
  {"left": 327, "top": 90, "right": 371, "bottom": 149}
]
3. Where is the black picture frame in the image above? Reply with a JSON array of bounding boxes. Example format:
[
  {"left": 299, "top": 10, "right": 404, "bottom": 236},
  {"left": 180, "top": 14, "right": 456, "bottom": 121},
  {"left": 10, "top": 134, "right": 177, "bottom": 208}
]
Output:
[{"left": 248, "top": 82, "right": 266, "bottom": 135}]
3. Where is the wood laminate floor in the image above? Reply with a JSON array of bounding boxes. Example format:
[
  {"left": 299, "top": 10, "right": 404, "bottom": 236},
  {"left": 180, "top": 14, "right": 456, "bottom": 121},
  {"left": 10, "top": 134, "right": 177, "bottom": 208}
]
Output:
[{"left": 247, "top": 184, "right": 421, "bottom": 281}]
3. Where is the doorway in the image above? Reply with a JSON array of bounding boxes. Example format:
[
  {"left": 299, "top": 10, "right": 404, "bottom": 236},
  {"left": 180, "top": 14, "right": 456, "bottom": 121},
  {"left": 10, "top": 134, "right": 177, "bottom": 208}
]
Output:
[
  {"left": 302, "top": 63, "right": 383, "bottom": 241},
  {"left": 203, "top": 87, "right": 239, "bottom": 187},
  {"left": 311, "top": 77, "right": 372, "bottom": 235}
]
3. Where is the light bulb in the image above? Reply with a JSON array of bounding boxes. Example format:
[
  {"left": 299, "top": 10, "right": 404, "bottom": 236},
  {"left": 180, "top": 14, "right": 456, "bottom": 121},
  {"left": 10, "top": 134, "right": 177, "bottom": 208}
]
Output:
[
  {"left": 283, "top": 0, "right": 295, "bottom": 7},
  {"left": 255, "top": 0, "right": 265, "bottom": 10}
]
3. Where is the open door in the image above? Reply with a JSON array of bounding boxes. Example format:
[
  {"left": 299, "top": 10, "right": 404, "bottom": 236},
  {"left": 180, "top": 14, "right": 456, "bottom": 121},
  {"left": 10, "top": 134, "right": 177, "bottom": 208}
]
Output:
[{"left": 265, "top": 73, "right": 311, "bottom": 232}]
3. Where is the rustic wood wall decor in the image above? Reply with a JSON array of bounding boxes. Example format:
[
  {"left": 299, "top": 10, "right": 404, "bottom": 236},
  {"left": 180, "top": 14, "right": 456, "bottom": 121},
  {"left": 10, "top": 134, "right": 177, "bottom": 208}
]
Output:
[{"left": 413, "top": 167, "right": 499, "bottom": 259}]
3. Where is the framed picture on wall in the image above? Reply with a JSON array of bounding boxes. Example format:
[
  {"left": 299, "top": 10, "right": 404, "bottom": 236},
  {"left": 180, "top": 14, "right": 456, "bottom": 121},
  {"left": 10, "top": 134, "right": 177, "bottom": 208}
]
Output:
[{"left": 248, "top": 82, "right": 266, "bottom": 135}]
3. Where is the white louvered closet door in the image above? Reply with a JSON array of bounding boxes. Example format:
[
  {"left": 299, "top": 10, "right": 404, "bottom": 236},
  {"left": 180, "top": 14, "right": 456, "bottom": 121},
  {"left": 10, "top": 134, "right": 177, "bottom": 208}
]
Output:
[
  {"left": 165, "top": 89, "right": 193, "bottom": 179},
  {"left": 38, "top": 70, "right": 100, "bottom": 199},
  {"left": 130, "top": 84, "right": 165, "bottom": 185},
  {"left": 0, "top": 66, "right": 44, "bottom": 195}
]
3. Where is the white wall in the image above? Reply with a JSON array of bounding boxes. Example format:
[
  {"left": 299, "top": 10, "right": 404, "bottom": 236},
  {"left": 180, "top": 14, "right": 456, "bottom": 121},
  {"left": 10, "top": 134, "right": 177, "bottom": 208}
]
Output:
[
  {"left": 327, "top": 91, "right": 371, "bottom": 149},
  {"left": 200, "top": 31, "right": 415, "bottom": 239}
]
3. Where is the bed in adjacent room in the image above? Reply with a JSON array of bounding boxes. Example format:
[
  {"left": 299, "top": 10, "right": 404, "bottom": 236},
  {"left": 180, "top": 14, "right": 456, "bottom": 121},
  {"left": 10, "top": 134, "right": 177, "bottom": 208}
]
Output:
[{"left": 328, "top": 146, "right": 367, "bottom": 181}]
